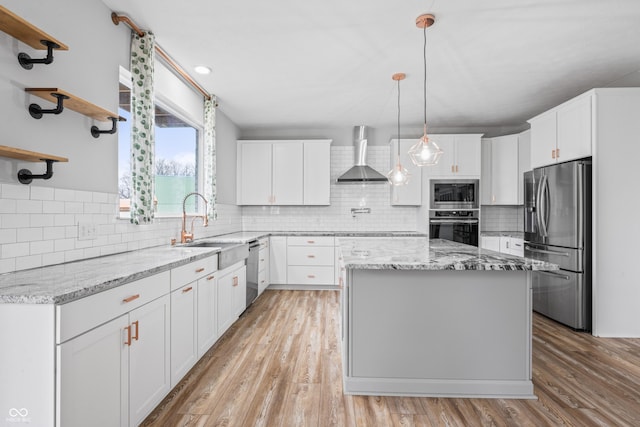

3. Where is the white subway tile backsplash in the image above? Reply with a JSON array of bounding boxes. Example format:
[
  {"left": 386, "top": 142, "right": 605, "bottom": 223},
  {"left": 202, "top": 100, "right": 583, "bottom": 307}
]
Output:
[
  {"left": 30, "top": 186, "right": 54, "bottom": 201},
  {"left": 0, "top": 199, "right": 17, "bottom": 214},
  {"left": 1, "top": 184, "right": 30, "bottom": 200},
  {"left": 54, "top": 214, "right": 75, "bottom": 227},
  {"left": 17, "top": 228, "right": 43, "bottom": 242},
  {"left": 1, "top": 214, "right": 30, "bottom": 229},
  {"left": 42, "top": 252, "right": 65, "bottom": 266},
  {"left": 2, "top": 242, "right": 30, "bottom": 258},
  {"left": 54, "top": 188, "right": 77, "bottom": 202},
  {"left": 15, "top": 254, "right": 42, "bottom": 271},
  {"left": 30, "top": 240, "right": 54, "bottom": 255},
  {"left": 0, "top": 258, "right": 16, "bottom": 274},
  {"left": 0, "top": 229, "right": 16, "bottom": 244},
  {"left": 64, "top": 202, "right": 84, "bottom": 214},
  {"left": 54, "top": 238, "right": 76, "bottom": 252},
  {"left": 42, "top": 200, "right": 65, "bottom": 214},
  {"left": 30, "top": 214, "right": 55, "bottom": 228}
]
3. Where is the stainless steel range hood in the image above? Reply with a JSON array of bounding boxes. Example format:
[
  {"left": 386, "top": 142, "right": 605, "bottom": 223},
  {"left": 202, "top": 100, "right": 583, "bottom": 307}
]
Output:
[{"left": 336, "top": 126, "right": 388, "bottom": 184}]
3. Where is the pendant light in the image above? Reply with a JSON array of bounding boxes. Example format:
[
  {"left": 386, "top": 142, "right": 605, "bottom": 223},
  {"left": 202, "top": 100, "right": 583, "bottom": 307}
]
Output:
[
  {"left": 408, "top": 13, "right": 443, "bottom": 167},
  {"left": 387, "top": 73, "right": 410, "bottom": 186}
]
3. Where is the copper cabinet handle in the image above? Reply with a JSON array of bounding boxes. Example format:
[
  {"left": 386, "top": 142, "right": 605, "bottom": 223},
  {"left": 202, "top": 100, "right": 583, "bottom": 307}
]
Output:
[
  {"left": 260, "top": 258, "right": 265, "bottom": 262},
  {"left": 182, "top": 286, "right": 193, "bottom": 293},
  {"left": 124, "top": 325, "right": 132, "bottom": 346},
  {"left": 307, "top": 255, "right": 316, "bottom": 258},
  {"left": 451, "top": 165, "right": 455, "bottom": 173},
  {"left": 122, "top": 294, "right": 140, "bottom": 303},
  {"left": 233, "top": 276, "right": 239, "bottom": 287},
  {"left": 456, "top": 165, "right": 459, "bottom": 173},
  {"left": 556, "top": 148, "right": 560, "bottom": 158},
  {"left": 552, "top": 149, "right": 556, "bottom": 159},
  {"left": 132, "top": 320, "right": 139, "bottom": 341},
  {"left": 307, "top": 275, "right": 316, "bottom": 279},
  {"left": 307, "top": 240, "right": 315, "bottom": 244},
  {"left": 207, "top": 275, "right": 215, "bottom": 281},
  {"left": 195, "top": 267, "right": 205, "bottom": 273}
]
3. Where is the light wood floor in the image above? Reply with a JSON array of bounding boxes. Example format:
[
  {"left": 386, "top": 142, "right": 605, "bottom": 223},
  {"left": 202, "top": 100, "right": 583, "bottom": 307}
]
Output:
[{"left": 141, "top": 290, "right": 640, "bottom": 427}]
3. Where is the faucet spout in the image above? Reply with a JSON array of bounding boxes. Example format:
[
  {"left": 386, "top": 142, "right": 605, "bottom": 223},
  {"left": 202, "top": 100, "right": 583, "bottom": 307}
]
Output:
[{"left": 181, "top": 192, "right": 208, "bottom": 243}]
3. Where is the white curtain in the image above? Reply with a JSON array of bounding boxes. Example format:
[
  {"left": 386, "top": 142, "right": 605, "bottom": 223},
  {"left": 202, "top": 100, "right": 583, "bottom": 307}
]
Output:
[
  {"left": 204, "top": 96, "right": 217, "bottom": 220},
  {"left": 129, "top": 31, "right": 156, "bottom": 224}
]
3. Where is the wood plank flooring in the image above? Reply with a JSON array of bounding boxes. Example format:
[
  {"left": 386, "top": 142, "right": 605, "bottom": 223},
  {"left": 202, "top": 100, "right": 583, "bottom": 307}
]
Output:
[{"left": 141, "top": 290, "right": 640, "bottom": 427}]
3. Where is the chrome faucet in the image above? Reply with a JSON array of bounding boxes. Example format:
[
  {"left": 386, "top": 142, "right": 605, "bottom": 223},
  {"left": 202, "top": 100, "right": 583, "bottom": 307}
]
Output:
[{"left": 181, "top": 192, "right": 209, "bottom": 243}]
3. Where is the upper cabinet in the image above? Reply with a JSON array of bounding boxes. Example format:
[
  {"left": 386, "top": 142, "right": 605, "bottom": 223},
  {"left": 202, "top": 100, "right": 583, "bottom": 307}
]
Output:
[
  {"left": 529, "top": 93, "right": 592, "bottom": 169},
  {"left": 237, "top": 139, "right": 332, "bottom": 206},
  {"left": 425, "top": 134, "right": 482, "bottom": 177},
  {"left": 390, "top": 139, "right": 422, "bottom": 206},
  {"left": 481, "top": 130, "right": 531, "bottom": 206}
]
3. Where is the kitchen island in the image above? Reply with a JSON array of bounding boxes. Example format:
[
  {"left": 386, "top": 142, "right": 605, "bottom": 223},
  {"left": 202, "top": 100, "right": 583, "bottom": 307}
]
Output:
[{"left": 338, "top": 237, "right": 558, "bottom": 399}]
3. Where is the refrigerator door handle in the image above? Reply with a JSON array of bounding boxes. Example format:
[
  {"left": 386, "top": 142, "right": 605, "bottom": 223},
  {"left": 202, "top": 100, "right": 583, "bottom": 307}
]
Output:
[
  {"left": 525, "top": 245, "right": 570, "bottom": 257},
  {"left": 537, "top": 270, "right": 571, "bottom": 281},
  {"left": 538, "top": 174, "right": 549, "bottom": 236}
]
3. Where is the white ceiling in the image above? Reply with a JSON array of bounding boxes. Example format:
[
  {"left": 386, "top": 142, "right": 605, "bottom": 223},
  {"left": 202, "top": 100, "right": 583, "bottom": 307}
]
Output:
[{"left": 101, "top": 0, "right": 640, "bottom": 133}]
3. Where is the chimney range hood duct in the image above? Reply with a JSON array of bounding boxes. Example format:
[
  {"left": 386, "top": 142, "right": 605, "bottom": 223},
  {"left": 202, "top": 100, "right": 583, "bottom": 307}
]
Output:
[{"left": 336, "top": 126, "right": 388, "bottom": 184}]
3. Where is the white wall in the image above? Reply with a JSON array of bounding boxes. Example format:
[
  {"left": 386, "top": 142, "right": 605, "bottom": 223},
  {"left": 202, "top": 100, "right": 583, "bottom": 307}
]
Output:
[{"left": 0, "top": 0, "right": 128, "bottom": 192}]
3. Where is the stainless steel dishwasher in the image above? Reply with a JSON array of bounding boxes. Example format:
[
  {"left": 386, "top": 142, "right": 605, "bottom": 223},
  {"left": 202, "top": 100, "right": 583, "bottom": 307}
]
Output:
[{"left": 246, "top": 239, "right": 260, "bottom": 308}]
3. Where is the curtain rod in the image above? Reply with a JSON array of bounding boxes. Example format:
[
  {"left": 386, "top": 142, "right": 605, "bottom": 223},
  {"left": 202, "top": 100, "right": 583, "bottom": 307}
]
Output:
[{"left": 111, "top": 12, "right": 212, "bottom": 101}]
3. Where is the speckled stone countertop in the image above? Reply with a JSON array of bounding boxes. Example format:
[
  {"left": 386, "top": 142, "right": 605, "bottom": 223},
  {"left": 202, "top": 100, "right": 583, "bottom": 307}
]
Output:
[
  {"left": 0, "top": 246, "right": 219, "bottom": 305},
  {"left": 339, "top": 237, "right": 557, "bottom": 271}
]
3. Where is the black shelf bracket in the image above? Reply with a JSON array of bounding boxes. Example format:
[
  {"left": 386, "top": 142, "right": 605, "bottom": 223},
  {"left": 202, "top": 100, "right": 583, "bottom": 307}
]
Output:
[
  {"left": 29, "top": 92, "right": 69, "bottom": 119},
  {"left": 17, "top": 159, "right": 58, "bottom": 185},
  {"left": 18, "top": 40, "right": 61, "bottom": 70},
  {"left": 91, "top": 116, "right": 125, "bottom": 138}
]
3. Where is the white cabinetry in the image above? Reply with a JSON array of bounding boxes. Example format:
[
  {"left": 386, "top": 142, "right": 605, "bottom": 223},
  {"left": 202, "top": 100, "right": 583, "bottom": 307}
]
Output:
[
  {"left": 480, "top": 235, "right": 524, "bottom": 257},
  {"left": 517, "top": 130, "right": 531, "bottom": 204},
  {"left": 390, "top": 139, "right": 422, "bottom": 205},
  {"left": 197, "top": 272, "right": 218, "bottom": 358},
  {"left": 269, "top": 235, "right": 288, "bottom": 285},
  {"left": 56, "top": 272, "right": 172, "bottom": 427},
  {"left": 481, "top": 134, "right": 519, "bottom": 205},
  {"left": 287, "top": 236, "right": 335, "bottom": 286},
  {"left": 480, "top": 235, "right": 500, "bottom": 252},
  {"left": 529, "top": 93, "right": 592, "bottom": 169},
  {"left": 237, "top": 140, "right": 331, "bottom": 206},
  {"left": 217, "top": 261, "right": 247, "bottom": 337},
  {"left": 426, "top": 134, "right": 482, "bottom": 177},
  {"left": 257, "top": 238, "right": 270, "bottom": 294}
]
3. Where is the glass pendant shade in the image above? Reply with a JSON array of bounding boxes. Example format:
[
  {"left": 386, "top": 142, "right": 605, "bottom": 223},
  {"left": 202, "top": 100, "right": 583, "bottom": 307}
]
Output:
[
  {"left": 387, "top": 154, "right": 410, "bottom": 186},
  {"left": 408, "top": 129, "right": 443, "bottom": 166}
]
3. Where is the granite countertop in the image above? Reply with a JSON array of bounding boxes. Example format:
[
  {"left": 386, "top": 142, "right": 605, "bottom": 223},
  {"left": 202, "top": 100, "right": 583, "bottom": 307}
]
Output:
[
  {"left": 0, "top": 246, "right": 220, "bottom": 305},
  {"left": 481, "top": 231, "right": 525, "bottom": 239},
  {"left": 338, "top": 237, "right": 557, "bottom": 271}
]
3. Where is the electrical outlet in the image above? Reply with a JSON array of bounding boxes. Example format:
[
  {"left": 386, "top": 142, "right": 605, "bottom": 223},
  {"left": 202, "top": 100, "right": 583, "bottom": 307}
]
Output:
[{"left": 78, "top": 221, "right": 97, "bottom": 240}]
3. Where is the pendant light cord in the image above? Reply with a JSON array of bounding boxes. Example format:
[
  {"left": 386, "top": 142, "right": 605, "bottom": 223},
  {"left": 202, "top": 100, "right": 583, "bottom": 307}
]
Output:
[
  {"left": 397, "top": 78, "right": 401, "bottom": 157},
  {"left": 423, "top": 25, "right": 427, "bottom": 128}
]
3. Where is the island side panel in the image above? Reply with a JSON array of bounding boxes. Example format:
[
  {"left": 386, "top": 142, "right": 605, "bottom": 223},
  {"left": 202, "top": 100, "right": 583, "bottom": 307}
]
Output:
[
  {"left": 346, "top": 269, "right": 533, "bottom": 398},
  {"left": 0, "top": 304, "right": 56, "bottom": 427}
]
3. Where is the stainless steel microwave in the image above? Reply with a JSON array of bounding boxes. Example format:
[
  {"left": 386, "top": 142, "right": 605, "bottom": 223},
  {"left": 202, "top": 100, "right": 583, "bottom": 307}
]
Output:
[{"left": 430, "top": 179, "right": 479, "bottom": 210}]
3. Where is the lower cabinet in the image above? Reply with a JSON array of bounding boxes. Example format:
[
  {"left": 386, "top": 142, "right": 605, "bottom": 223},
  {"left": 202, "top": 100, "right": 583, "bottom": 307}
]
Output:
[
  {"left": 197, "top": 272, "right": 218, "bottom": 358},
  {"left": 270, "top": 235, "right": 337, "bottom": 287},
  {"left": 170, "top": 283, "right": 197, "bottom": 387},
  {"left": 217, "top": 261, "right": 247, "bottom": 337},
  {"left": 57, "top": 293, "right": 171, "bottom": 427},
  {"left": 481, "top": 235, "right": 524, "bottom": 257}
]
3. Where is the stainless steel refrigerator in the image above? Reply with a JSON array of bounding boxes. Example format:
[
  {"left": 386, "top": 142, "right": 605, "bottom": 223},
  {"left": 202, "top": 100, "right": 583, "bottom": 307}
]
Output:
[{"left": 524, "top": 158, "right": 592, "bottom": 331}]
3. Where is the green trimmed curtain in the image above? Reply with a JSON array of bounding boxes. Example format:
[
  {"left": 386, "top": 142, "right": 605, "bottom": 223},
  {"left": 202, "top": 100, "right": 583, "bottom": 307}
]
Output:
[
  {"left": 129, "top": 31, "right": 156, "bottom": 224},
  {"left": 204, "top": 96, "right": 217, "bottom": 220}
]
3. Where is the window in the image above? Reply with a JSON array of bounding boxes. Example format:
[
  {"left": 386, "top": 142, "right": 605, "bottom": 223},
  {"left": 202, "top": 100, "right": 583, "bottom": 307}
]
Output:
[{"left": 118, "top": 82, "right": 201, "bottom": 218}]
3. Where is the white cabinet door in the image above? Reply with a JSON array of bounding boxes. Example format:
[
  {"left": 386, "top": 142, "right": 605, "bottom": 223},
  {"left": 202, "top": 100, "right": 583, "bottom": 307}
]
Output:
[
  {"left": 258, "top": 242, "right": 270, "bottom": 294},
  {"left": 272, "top": 142, "right": 304, "bottom": 205},
  {"left": 390, "top": 139, "right": 422, "bottom": 206},
  {"left": 529, "top": 111, "right": 557, "bottom": 169},
  {"left": 557, "top": 94, "right": 592, "bottom": 163},
  {"left": 170, "top": 283, "right": 197, "bottom": 387},
  {"left": 237, "top": 142, "right": 272, "bottom": 205},
  {"left": 480, "top": 139, "right": 492, "bottom": 205},
  {"left": 480, "top": 236, "right": 501, "bottom": 252},
  {"left": 269, "top": 236, "right": 287, "bottom": 284},
  {"left": 232, "top": 265, "right": 247, "bottom": 318},
  {"left": 128, "top": 294, "right": 171, "bottom": 427},
  {"left": 57, "top": 314, "right": 129, "bottom": 427},
  {"left": 517, "top": 130, "right": 531, "bottom": 205},
  {"left": 426, "top": 135, "right": 455, "bottom": 176},
  {"left": 304, "top": 141, "right": 331, "bottom": 205},
  {"left": 455, "top": 135, "right": 482, "bottom": 176},
  {"left": 217, "top": 267, "right": 236, "bottom": 337},
  {"left": 197, "top": 273, "right": 218, "bottom": 358},
  {"left": 491, "top": 135, "right": 519, "bottom": 205}
]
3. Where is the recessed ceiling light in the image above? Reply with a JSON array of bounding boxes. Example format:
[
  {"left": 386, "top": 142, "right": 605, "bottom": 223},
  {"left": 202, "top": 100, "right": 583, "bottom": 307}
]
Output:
[{"left": 194, "top": 65, "right": 211, "bottom": 75}]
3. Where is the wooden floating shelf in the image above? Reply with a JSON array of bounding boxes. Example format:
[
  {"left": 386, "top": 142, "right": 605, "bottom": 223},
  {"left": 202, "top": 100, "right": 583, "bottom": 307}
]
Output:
[
  {"left": 25, "top": 88, "right": 119, "bottom": 122},
  {"left": 0, "top": 145, "right": 68, "bottom": 163},
  {"left": 0, "top": 5, "right": 68, "bottom": 51}
]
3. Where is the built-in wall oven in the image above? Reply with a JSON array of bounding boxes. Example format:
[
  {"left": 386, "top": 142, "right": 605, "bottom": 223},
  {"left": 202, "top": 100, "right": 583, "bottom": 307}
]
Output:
[
  {"left": 430, "top": 179, "right": 479, "bottom": 210},
  {"left": 429, "top": 210, "right": 479, "bottom": 246}
]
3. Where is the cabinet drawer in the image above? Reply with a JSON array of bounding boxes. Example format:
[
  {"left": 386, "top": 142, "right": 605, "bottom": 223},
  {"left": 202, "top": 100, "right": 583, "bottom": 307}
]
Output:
[
  {"left": 258, "top": 269, "right": 268, "bottom": 293},
  {"left": 258, "top": 248, "right": 268, "bottom": 272},
  {"left": 170, "top": 255, "right": 218, "bottom": 291},
  {"left": 287, "top": 266, "right": 334, "bottom": 285},
  {"left": 287, "top": 246, "right": 334, "bottom": 265},
  {"left": 56, "top": 270, "right": 171, "bottom": 343},
  {"left": 287, "top": 236, "right": 335, "bottom": 246}
]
